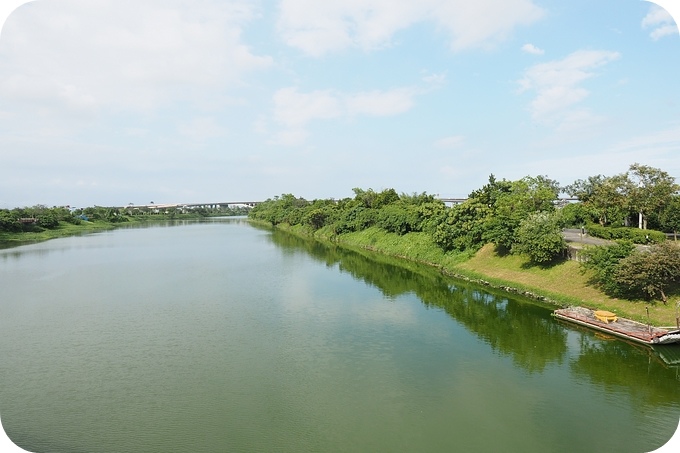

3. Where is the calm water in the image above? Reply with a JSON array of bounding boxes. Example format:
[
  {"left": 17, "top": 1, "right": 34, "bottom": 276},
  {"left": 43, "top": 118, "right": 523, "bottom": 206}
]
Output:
[{"left": 0, "top": 218, "right": 678, "bottom": 453}]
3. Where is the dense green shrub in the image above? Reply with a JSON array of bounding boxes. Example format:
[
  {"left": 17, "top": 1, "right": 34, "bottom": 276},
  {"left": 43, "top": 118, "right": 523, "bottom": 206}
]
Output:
[
  {"left": 580, "top": 241, "right": 636, "bottom": 295},
  {"left": 659, "top": 195, "right": 680, "bottom": 239},
  {"left": 0, "top": 206, "right": 81, "bottom": 232},
  {"left": 303, "top": 208, "right": 330, "bottom": 230},
  {"left": 330, "top": 205, "right": 376, "bottom": 233},
  {"left": 415, "top": 201, "right": 447, "bottom": 234},
  {"left": 612, "top": 242, "right": 680, "bottom": 304},
  {"left": 0, "top": 210, "right": 21, "bottom": 232},
  {"left": 586, "top": 224, "right": 666, "bottom": 244},
  {"left": 558, "top": 202, "right": 590, "bottom": 228},
  {"left": 512, "top": 211, "right": 566, "bottom": 264},
  {"left": 36, "top": 213, "right": 59, "bottom": 229},
  {"left": 432, "top": 202, "right": 489, "bottom": 252},
  {"left": 376, "top": 204, "right": 421, "bottom": 235}
]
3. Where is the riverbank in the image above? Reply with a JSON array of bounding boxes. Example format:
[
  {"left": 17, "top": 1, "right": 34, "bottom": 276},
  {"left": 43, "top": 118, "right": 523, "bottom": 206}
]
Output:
[
  {"left": 259, "top": 221, "right": 679, "bottom": 327},
  {"left": 0, "top": 214, "right": 229, "bottom": 248},
  {"left": 0, "top": 220, "right": 117, "bottom": 247}
]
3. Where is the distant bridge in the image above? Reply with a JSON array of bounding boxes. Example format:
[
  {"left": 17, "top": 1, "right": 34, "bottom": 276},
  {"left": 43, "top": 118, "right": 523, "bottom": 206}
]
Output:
[
  {"left": 119, "top": 197, "right": 578, "bottom": 210},
  {"left": 438, "top": 198, "right": 467, "bottom": 205},
  {"left": 120, "top": 201, "right": 261, "bottom": 210}
]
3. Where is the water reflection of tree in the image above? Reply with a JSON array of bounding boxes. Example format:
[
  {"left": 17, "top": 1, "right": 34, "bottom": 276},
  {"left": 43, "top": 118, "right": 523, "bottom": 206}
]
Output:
[
  {"left": 441, "top": 287, "right": 568, "bottom": 373},
  {"left": 268, "top": 230, "right": 567, "bottom": 374},
  {"left": 570, "top": 337, "right": 680, "bottom": 406}
]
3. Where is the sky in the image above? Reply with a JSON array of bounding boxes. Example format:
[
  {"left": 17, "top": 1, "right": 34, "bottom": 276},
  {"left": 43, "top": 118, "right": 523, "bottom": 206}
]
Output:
[{"left": 0, "top": 0, "right": 679, "bottom": 209}]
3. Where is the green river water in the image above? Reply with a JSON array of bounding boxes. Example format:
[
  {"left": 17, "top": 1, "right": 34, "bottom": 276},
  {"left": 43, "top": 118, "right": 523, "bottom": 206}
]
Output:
[{"left": 0, "top": 218, "right": 678, "bottom": 452}]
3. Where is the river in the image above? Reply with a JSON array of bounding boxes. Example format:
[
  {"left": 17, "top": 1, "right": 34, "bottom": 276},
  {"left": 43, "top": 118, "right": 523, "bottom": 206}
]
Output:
[{"left": 0, "top": 218, "right": 678, "bottom": 452}]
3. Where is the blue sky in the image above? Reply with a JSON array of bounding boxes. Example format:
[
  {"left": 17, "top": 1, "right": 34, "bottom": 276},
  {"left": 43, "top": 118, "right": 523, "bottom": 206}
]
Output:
[{"left": 0, "top": 0, "right": 678, "bottom": 208}]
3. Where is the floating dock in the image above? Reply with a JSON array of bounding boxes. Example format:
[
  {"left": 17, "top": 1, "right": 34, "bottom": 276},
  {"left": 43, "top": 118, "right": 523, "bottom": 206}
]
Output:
[{"left": 553, "top": 306, "right": 680, "bottom": 345}]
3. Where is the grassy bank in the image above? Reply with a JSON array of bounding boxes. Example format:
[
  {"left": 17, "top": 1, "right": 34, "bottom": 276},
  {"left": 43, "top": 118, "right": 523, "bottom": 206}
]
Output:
[
  {"left": 262, "top": 221, "right": 679, "bottom": 327},
  {"left": 457, "top": 244, "right": 678, "bottom": 327},
  {"left": 0, "top": 220, "right": 117, "bottom": 247},
  {"left": 0, "top": 214, "right": 225, "bottom": 248}
]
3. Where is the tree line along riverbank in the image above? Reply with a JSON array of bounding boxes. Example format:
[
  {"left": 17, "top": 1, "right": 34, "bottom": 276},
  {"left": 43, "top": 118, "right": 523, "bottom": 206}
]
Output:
[
  {"left": 247, "top": 165, "right": 680, "bottom": 327},
  {"left": 4, "top": 164, "right": 679, "bottom": 326},
  {"left": 0, "top": 204, "right": 249, "bottom": 246},
  {"left": 250, "top": 220, "right": 679, "bottom": 328}
]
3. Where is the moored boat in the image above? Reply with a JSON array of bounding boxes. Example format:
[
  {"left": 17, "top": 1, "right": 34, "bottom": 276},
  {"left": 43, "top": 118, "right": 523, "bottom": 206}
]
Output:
[{"left": 553, "top": 306, "right": 680, "bottom": 346}]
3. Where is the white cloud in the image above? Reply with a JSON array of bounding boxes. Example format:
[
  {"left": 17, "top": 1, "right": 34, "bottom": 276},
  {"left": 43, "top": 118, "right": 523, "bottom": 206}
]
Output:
[
  {"left": 277, "top": 0, "right": 544, "bottom": 56},
  {"left": 521, "top": 43, "right": 544, "bottom": 55},
  {"left": 555, "top": 109, "right": 605, "bottom": 133},
  {"left": 510, "top": 122, "right": 680, "bottom": 187},
  {"left": 642, "top": 4, "right": 679, "bottom": 40},
  {"left": 271, "top": 78, "right": 440, "bottom": 145},
  {"left": 272, "top": 87, "right": 342, "bottom": 127},
  {"left": 433, "top": 0, "right": 544, "bottom": 52},
  {"left": 518, "top": 50, "right": 620, "bottom": 128},
  {"left": 271, "top": 87, "right": 342, "bottom": 146},
  {"left": 276, "top": 0, "right": 422, "bottom": 56},
  {"left": 608, "top": 121, "right": 680, "bottom": 160},
  {"left": 650, "top": 23, "right": 678, "bottom": 39},
  {"left": 0, "top": 0, "right": 273, "bottom": 114}
]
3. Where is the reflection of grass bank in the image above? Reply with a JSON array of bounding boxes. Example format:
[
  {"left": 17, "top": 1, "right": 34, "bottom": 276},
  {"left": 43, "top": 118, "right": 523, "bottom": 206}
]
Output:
[{"left": 263, "top": 222, "right": 678, "bottom": 327}]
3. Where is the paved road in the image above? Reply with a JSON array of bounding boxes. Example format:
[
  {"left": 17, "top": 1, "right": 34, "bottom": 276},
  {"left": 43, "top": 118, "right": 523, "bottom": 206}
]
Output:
[
  {"left": 562, "top": 228, "right": 656, "bottom": 252},
  {"left": 562, "top": 229, "right": 613, "bottom": 246}
]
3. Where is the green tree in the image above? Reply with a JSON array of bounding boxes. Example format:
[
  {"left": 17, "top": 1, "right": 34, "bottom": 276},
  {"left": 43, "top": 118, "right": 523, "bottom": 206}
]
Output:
[
  {"left": 303, "top": 208, "right": 328, "bottom": 230},
  {"left": 301, "top": 200, "right": 337, "bottom": 230},
  {"left": 512, "top": 211, "right": 566, "bottom": 263},
  {"left": 376, "top": 204, "right": 421, "bottom": 235},
  {"left": 432, "top": 199, "right": 491, "bottom": 252},
  {"left": 374, "top": 188, "right": 400, "bottom": 208},
  {"left": 563, "top": 174, "right": 630, "bottom": 226},
  {"left": 659, "top": 195, "right": 680, "bottom": 240},
  {"left": 36, "top": 212, "right": 59, "bottom": 229},
  {"left": 626, "top": 163, "right": 678, "bottom": 230},
  {"left": 352, "top": 187, "right": 399, "bottom": 209},
  {"left": 558, "top": 202, "right": 589, "bottom": 228},
  {"left": 580, "top": 241, "right": 636, "bottom": 295},
  {"left": 398, "top": 191, "right": 438, "bottom": 206},
  {"left": 484, "top": 175, "right": 560, "bottom": 250},
  {"left": 612, "top": 242, "right": 680, "bottom": 304},
  {"left": 432, "top": 174, "right": 511, "bottom": 252},
  {"left": 415, "top": 201, "right": 447, "bottom": 234},
  {"left": 467, "top": 173, "right": 513, "bottom": 206},
  {"left": 249, "top": 194, "right": 310, "bottom": 226},
  {"left": 0, "top": 209, "right": 20, "bottom": 232}
]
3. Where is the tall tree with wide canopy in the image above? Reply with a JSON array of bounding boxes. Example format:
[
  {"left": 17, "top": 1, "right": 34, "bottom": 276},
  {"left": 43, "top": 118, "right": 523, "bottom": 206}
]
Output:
[
  {"left": 565, "top": 163, "right": 678, "bottom": 229},
  {"left": 626, "top": 163, "right": 678, "bottom": 229},
  {"left": 563, "top": 174, "right": 630, "bottom": 226},
  {"left": 660, "top": 195, "right": 680, "bottom": 240}
]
